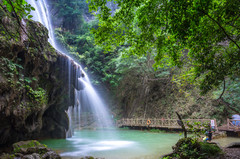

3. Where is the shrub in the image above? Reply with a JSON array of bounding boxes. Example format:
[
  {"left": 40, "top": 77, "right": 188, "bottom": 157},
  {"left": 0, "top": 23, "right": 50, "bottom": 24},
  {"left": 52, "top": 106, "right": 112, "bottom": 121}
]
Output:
[
  {"left": 172, "top": 137, "right": 201, "bottom": 159},
  {"left": 164, "top": 137, "right": 223, "bottom": 159},
  {"left": 200, "top": 142, "right": 222, "bottom": 157}
]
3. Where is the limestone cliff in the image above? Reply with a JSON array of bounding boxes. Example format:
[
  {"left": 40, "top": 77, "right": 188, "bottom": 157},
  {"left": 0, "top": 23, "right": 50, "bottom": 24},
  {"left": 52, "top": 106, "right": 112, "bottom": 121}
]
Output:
[{"left": 0, "top": 6, "right": 82, "bottom": 146}]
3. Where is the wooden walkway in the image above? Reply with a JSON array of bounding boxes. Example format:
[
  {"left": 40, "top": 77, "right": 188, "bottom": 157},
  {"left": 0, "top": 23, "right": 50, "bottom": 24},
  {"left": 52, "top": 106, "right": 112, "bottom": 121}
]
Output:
[
  {"left": 218, "top": 119, "right": 240, "bottom": 131},
  {"left": 116, "top": 118, "right": 218, "bottom": 131}
]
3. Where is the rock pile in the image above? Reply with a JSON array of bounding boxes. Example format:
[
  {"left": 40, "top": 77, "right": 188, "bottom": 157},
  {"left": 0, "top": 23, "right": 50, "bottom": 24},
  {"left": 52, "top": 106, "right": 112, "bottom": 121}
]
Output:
[{"left": 0, "top": 140, "right": 61, "bottom": 159}]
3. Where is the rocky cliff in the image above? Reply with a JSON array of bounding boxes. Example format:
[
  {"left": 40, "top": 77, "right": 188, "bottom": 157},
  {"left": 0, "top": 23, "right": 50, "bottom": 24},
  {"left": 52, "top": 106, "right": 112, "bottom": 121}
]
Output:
[{"left": 0, "top": 6, "right": 83, "bottom": 146}]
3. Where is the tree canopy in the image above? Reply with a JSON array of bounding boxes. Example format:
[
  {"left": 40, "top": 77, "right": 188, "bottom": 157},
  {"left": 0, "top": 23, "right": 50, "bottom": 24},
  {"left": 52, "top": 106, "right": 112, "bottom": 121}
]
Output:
[
  {"left": 87, "top": 0, "right": 240, "bottom": 94},
  {"left": 50, "top": 0, "right": 89, "bottom": 32}
]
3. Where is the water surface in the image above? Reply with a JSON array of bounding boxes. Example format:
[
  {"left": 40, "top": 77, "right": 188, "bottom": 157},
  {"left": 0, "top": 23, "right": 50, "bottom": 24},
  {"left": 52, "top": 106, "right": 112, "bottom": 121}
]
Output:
[
  {"left": 213, "top": 137, "right": 240, "bottom": 147},
  {"left": 41, "top": 129, "right": 181, "bottom": 159}
]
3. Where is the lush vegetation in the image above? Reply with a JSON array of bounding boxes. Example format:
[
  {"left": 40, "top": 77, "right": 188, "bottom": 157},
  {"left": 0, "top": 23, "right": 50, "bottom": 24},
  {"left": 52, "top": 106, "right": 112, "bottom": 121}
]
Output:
[
  {"left": 2, "top": 0, "right": 239, "bottom": 117},
  {"left": 49, "top": 0, "right": 116, "bottom": 86},
  {"left": 48, "top": 0, "right": 240, "bottom": 117},
  {"left": 3, "top": 0, "right": 238, "bottom": 118},
  {"left": 0, "top": 0, "right": 238, "bottom": 158},
  {"left": 163, "top": 137, "right": 223, "bottom": 159},
  {"left": 0, "top": 0, "right": 34, "bottom": 19},
  {"left": 88, "top": 0, "right": 240, "bottom": 95}
]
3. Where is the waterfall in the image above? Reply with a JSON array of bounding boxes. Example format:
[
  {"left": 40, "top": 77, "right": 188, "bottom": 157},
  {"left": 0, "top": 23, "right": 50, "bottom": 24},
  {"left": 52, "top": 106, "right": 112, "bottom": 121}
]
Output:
[
  {"left": 26, "top": 0, "right": 114, "bottom": 137},
  {"left": 26, "top": 0, "right": 56, "bottom": 48}
]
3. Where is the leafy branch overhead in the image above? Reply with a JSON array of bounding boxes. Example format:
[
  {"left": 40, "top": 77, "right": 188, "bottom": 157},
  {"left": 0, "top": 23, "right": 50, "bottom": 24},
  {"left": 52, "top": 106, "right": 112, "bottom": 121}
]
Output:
[
  {"left": 87, "top": 0, "right": 240, "bottom": 94},
  {"left": 1, "top": 0, "right": 35, "bottom": 19}
]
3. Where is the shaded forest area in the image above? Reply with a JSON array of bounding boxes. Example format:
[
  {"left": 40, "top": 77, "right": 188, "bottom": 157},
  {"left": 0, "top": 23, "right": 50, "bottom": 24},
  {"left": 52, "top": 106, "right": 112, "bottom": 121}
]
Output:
[{"left": 47, "top": 0, "right": 240, "bottom": 122}]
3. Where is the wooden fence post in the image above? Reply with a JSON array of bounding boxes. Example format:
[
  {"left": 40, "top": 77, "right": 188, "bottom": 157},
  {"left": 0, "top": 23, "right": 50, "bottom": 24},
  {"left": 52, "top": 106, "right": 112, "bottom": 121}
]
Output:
[
  {"left": 227, "top": 118, "right": 229, "bottom": 130},
  {"left": 214, "top": 119, "right": 218, "bottom": 132}
]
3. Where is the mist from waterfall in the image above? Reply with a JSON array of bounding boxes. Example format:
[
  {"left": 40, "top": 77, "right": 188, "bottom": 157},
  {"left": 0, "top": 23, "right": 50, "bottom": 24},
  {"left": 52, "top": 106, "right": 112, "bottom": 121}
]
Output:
[{"left": 26, "top": 0, "right": 114, "bottom": 137}]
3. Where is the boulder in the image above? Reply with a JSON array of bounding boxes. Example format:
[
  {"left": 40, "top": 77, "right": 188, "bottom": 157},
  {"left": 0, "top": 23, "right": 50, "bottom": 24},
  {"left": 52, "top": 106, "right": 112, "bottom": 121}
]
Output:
[
  {"left": 13, "top": 140, "right": 61, "bottom": 159},
  {"left": 42, "top": 151, "right": 61, "bottom": 159}
]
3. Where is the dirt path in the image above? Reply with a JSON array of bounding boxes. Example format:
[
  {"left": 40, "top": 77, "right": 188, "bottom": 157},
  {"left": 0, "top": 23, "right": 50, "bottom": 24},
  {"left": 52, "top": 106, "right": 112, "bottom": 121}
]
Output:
[{"left": 224, "top": 148, "right": 240, "bottom": 159}]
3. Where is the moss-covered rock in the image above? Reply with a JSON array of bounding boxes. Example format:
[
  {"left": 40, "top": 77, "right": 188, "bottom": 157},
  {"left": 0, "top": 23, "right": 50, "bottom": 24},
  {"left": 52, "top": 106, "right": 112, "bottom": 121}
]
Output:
[
  {"left": 0, "top": 140, "right": 60, "bottom": 159},
  {"left": 0, "top": 3, "right": 84, "bottom": 147}
]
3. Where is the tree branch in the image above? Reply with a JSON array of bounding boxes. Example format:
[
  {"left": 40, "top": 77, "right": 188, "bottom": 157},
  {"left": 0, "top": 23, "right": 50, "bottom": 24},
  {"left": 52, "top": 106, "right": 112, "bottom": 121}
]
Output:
[
  {"left": 176, "top": 112, "right": 187, "bottom": 138},
  {"left": 216, "top": 98, "right": 239, "bottom": 114},
  {"left": 6, "top": 0, "right": 23, "bottom": 40},
  {"left": 218, "top": 78, "right": 226, "bottom": 99},
  {"left": 199, "top": 0, "right": 240, "bottom": 51},
  {"left": 6, "top": 0, "right": 43, "bottom": 49}
]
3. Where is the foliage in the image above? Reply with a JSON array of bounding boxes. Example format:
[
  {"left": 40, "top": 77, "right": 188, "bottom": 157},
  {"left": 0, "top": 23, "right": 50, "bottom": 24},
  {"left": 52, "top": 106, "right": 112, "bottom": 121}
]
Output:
[
  {"left": 223, "top": 78, "right": 240, "bottom": 109},
  {"left": 88, "top": 0, "right": 240, "bottom": 94},
  {"left": 0, "top": 57, "right": 47, "bottom": 107},
  {"left": 0, "top": 57, "right": 23, "bottom": 86},
  {"left": 149, "top": 128, "right": 165, "bottom": 133},
  {"left": 186, "top": 121, "right": 209, "bottom": 139},
  {"left": 172, "top": 137, "right": 201, "bottom": 158},
  {"left": 167, "top": 137, "right": 222, "bottom": 159},
  {"left": 50, "top": 0, "right": 89, "bottom": 32},
  {"left": 52, "top": 0, "right": 172, "bottom": 89},
  {"left": 50, "top": 0, "right": 239, "bottom": 119},
  {"left": 213, "top": 78, "right": 240, "bottom": 111},
  {"left": 25, "top": 85, "right": 47, "bottom": 106},
  {"left": 1, "top": 0, "right": 34, "bottom": 19},
  {"left": 55, "top": 21, "right": 118, "bottom": 86},
  {"left": 200, "top": 142, "right": 222, "bottom": 157}
]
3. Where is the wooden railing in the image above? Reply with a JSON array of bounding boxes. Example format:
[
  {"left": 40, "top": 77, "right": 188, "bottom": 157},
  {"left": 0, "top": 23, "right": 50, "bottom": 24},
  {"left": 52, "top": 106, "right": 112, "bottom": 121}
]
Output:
[
  {"left": 227, "top": 119, "right": 240, "bottom": 130},
  {"left": 116, "top": 118, "right": 218, "bottom": 131}
]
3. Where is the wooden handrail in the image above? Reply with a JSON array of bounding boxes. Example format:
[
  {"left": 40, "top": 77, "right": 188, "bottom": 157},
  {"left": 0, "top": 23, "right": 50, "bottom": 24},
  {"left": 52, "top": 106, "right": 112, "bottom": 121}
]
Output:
[
  {"left": 227, "top": 118, "right": 240, "bottom": 130},
  {"left": 116, "top": 118, "right": 217, "bottom": 130}
]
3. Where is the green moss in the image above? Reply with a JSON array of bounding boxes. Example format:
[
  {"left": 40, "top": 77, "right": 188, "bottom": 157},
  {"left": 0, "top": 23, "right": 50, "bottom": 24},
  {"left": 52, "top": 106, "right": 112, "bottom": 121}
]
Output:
[
  {"left": 13, "top": 140, "right": 41, "bottom": 153},
  {"left": 25, "top": 85, "right": 48, "bottom": 107},
  {"left": 0, "top": 154, "right": 16, "bottom": 159},
  {"left": 43, "top": 53, "right": 48, "bottom": 60}
]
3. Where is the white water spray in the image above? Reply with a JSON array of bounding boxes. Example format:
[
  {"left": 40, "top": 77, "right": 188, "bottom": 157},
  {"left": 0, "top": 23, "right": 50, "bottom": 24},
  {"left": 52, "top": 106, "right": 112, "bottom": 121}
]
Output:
[{"left": 27, "top": 0, "right": 114, "bottom": 136}]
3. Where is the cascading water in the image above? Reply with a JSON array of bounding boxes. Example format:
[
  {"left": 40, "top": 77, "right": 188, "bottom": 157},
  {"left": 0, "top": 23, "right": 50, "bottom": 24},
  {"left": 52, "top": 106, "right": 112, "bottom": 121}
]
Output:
[
  {"left": 26, "top": 0, "right": 56, "bottom": 48},
  {"left": 27, "top": 0, "right": 114, "bottom": 137},
  {"left": 78, "top": 77, "right": 113, "bottom": 128}
]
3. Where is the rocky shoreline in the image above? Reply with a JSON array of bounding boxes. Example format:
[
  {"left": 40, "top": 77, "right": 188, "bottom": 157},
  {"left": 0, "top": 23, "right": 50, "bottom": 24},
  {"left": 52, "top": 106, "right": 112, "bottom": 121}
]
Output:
[{"left": 0, "top": 140, "right": 60, "bottom": 159}]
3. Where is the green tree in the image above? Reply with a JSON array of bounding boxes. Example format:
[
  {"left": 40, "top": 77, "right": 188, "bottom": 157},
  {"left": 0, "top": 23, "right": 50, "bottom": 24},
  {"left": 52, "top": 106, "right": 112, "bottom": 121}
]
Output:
[
  {"left": 88, "top": 0, "right": 240, "bottom": 94},
  {"left": 50, "top": 0, "right": 89, "bottom": 32}
]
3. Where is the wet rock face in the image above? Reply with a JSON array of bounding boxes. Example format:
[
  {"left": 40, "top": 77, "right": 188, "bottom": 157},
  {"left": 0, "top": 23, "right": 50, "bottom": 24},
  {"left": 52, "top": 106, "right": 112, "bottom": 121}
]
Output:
[{"left": 0, "top": 6, "right": 82, "bottom": 146}]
